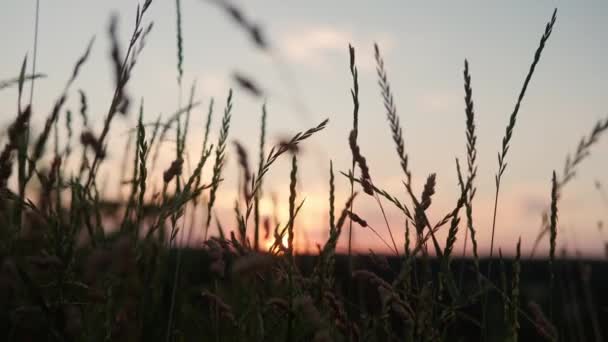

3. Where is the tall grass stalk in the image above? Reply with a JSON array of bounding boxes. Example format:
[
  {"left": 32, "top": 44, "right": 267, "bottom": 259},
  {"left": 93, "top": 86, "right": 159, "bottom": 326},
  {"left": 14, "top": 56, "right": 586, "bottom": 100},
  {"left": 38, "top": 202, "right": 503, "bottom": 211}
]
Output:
[
  {"left": 346, "top": 44, "right": 359, "bottom": 293},
  {"left": 85, "top": 1, "right": 153, "bottom": 189},
  {"left": 483, "top": 9, "right": 557, "bottom": 338},
  {"left": 254, "top": 103, "right": 267, "bottom": 250},
  {"left": 548, "top": 171, "right": 558, "bottom": 320},
  {"left": 459, "top": 59, "right": 480, "bottom": 285},
  {"left": 205, "top": 89, "right": 233, "bottom": 240},
  {"left": 286, "top": 153, "right": 297, "bottom": 341}
]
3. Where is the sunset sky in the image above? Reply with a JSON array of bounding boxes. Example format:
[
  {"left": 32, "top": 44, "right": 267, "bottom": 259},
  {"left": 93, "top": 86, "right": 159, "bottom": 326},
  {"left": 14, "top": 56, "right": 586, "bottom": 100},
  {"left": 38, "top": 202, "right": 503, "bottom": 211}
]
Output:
[{"left": 1, "top": 0, "right": 607, "bottom": 257}]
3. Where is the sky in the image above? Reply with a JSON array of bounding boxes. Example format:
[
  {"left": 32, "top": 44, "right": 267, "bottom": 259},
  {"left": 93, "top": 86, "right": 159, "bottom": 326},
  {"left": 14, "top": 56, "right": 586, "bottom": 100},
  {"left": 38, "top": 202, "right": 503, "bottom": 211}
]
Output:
[{"left": 1, "top": 0, "right": 607, "bottom": 258}]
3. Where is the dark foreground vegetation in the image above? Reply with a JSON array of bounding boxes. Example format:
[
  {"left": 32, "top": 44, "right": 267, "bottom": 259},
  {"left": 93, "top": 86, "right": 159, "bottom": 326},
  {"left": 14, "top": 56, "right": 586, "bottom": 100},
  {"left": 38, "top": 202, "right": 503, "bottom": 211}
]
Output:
[{"left": 1, "top": 1, "right": 607, "bottom": 341}]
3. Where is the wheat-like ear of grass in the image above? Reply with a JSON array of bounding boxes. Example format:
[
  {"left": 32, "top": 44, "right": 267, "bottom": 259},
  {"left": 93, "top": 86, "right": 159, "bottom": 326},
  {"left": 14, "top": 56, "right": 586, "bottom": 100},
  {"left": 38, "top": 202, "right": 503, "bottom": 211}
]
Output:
[
  {"left": 135, "top": 109, "right": 148, "bottom": 214},
  {"left": 548, "top": 171, "right": 558, "bottom": 320},
  {"left": 488, "top": 7, "right": 557, "bottom": 261},
  {"left": 286, "top": 153, "right": 298, "bottom": 340},
  {"left": 253, "top": 103, "right": 266, "bottom": 250},
  {"left": 458, "top": 59, "right": 480, "bottom": 285},
  {"left": 442, "top": 159, "right": 470, "bottom": 264},
  {"left": 174, "top": 0, "right": 183, "bottom": 87},
  {"left": 204, "top": 89, "right": 233, "bottom": 240},
  {"left": 119, "top": 107, "right": 142, "bottom": 232},
  {"left": 374, "top": 42, "right": 411, "bottom": 185},
  {"left": 243, "top": 117, "right": 329, "bottom": 227},
  {"left": 313, "top": 160, "right": 339, "bottom": 289},
  {"left": 288, "top": 154, "right": 297, "bottom": 257}
]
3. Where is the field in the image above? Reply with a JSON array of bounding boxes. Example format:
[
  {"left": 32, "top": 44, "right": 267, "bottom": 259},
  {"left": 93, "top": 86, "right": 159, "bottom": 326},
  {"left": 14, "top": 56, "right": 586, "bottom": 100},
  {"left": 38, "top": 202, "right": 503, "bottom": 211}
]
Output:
[{"left": 1, "top": 1, "right": 607, "bottom": 341}]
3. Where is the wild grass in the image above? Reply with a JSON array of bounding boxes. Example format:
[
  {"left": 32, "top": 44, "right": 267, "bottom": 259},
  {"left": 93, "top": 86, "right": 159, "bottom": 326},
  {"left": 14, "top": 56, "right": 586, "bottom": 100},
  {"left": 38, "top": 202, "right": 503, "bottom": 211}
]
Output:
[
  {"left": 482, "top": 8, "right": 557, "bottom": 338},
  {"left": 1, "top": 2, "right": 608, "bottom": 342}
]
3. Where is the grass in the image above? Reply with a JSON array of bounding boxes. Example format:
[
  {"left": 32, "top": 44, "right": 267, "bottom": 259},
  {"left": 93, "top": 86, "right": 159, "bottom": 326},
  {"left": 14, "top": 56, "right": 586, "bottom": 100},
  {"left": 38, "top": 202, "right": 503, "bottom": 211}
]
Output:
[{"left": 0, "top": 2, "right": 607, "bottom": 342}]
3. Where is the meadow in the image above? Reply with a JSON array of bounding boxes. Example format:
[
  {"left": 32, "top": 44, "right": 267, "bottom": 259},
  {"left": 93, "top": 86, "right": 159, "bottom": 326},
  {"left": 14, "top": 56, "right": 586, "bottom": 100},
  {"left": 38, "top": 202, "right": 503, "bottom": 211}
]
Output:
[{"left": 1, "top": 1, "right": 607, "bottom": 341}]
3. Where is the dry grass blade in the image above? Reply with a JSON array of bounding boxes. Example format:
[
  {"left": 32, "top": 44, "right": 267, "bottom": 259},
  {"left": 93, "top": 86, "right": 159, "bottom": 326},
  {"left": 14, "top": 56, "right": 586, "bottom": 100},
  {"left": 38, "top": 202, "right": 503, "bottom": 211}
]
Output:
[
  {"left": 18, "top": 55, "right": 28, "bottom": 112},
  {"left": 66, "top": 36, "right": 95, "bottom": 89},
  {"left": 341, "top": 171, "right": 412, "bottom": 219},
  {"left": 0, "top": 74, "right": 46, "bottom": 92},
  {"left": 348, "top": 211, "right": 398, "bottom": 255}
]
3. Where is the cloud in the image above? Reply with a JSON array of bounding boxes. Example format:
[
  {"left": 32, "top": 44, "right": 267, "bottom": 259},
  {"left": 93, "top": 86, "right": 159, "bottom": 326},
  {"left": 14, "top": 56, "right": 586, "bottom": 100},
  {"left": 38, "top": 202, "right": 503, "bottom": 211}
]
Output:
[{"left": 278, "top": 26, "right": 395, "bottom": 71}]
